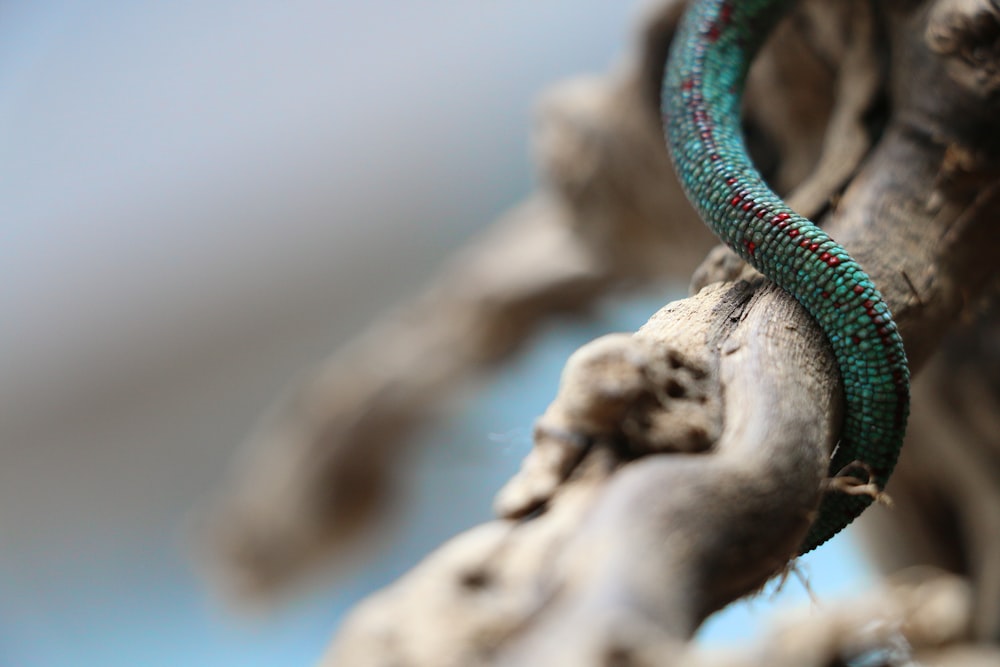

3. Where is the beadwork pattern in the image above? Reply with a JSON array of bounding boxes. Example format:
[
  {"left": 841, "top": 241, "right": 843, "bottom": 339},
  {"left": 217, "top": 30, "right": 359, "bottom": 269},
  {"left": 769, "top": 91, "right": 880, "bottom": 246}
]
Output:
[{"left": 662, "top": 0, "right": 910, "bottom": 553}]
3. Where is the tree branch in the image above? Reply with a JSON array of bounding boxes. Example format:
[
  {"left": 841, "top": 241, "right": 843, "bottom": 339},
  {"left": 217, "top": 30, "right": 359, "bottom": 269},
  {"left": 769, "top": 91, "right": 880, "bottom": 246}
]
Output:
[{"left": 202, "top": 0, "right": 1000, "bottom": 661}]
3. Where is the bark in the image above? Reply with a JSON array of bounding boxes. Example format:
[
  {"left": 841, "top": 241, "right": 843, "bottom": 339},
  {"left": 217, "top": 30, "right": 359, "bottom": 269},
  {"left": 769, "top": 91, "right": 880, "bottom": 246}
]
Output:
[{"left": 204, "top": 0, "right": 1000, "bottom": 663}]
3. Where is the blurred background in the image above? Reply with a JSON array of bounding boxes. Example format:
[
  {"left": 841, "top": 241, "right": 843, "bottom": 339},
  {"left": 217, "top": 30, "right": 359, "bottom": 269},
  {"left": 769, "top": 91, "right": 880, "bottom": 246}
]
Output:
[{"left": 1, "top": 1, "right": 874, "bottom": 665}]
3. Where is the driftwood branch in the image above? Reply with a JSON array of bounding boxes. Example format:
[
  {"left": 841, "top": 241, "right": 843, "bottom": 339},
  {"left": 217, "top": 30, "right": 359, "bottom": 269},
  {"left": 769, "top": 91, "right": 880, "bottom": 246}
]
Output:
[
  {"left": 203, "top": 0, "right": 713, "bottom": 599},
  {"left": 323, "top": 279, "right": 837, "bottom": 665},
  {"left": 203, "top": 0, "right": 1000, "bottom": 663}
]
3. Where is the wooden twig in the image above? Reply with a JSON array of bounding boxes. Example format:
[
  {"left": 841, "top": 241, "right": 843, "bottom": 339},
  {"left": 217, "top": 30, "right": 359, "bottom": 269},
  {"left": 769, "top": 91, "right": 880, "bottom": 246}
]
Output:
[{"left": 203, "top": 0, "right": 1000, "bottom": 662}]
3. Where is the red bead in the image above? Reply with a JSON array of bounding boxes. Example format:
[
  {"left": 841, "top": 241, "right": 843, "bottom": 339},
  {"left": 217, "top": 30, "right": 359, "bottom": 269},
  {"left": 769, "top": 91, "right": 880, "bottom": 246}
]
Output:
[
  {"left": 827, "top": 256, "right": 840, "bottom": 266},
  {"left": 788, "top": 229, "right": 799, "bottom": 237},
  {"left": 720, "top": 3, "right": 733, "bottom": 24},
  {"left": 853, "top": 285, "right": 865, "bottom": 294}
]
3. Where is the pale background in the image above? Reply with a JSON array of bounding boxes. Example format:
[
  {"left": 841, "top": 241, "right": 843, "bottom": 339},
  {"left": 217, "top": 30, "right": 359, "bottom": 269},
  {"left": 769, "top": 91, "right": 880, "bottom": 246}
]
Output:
[{"left": 1, "top": 2, "right": 872, "bottom": 665}]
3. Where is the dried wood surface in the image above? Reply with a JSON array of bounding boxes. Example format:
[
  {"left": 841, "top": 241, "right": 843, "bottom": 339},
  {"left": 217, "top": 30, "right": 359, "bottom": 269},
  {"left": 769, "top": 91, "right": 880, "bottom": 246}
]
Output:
[{"left": 204, "top": 0, "right": 1000, "bottom": 664}]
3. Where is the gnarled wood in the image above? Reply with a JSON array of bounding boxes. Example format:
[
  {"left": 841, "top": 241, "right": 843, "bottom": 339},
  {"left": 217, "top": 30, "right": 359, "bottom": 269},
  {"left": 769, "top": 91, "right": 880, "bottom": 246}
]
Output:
[{"left": 203, "top": 0, "right": 1000, "bottom": 663}]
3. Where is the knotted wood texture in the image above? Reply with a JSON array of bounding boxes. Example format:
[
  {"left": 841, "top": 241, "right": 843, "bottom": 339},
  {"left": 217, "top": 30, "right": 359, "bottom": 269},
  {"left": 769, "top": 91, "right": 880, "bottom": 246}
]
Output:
[{"left": 205, "top": 0, "right": 1000, "bottom": 663}]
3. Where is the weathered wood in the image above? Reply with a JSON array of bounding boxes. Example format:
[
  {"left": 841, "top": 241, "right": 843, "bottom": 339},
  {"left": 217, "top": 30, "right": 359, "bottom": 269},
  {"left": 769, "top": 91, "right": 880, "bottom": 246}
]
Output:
[{"left": 203, "top": 0, "right": 1000, "bottom": 662}]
